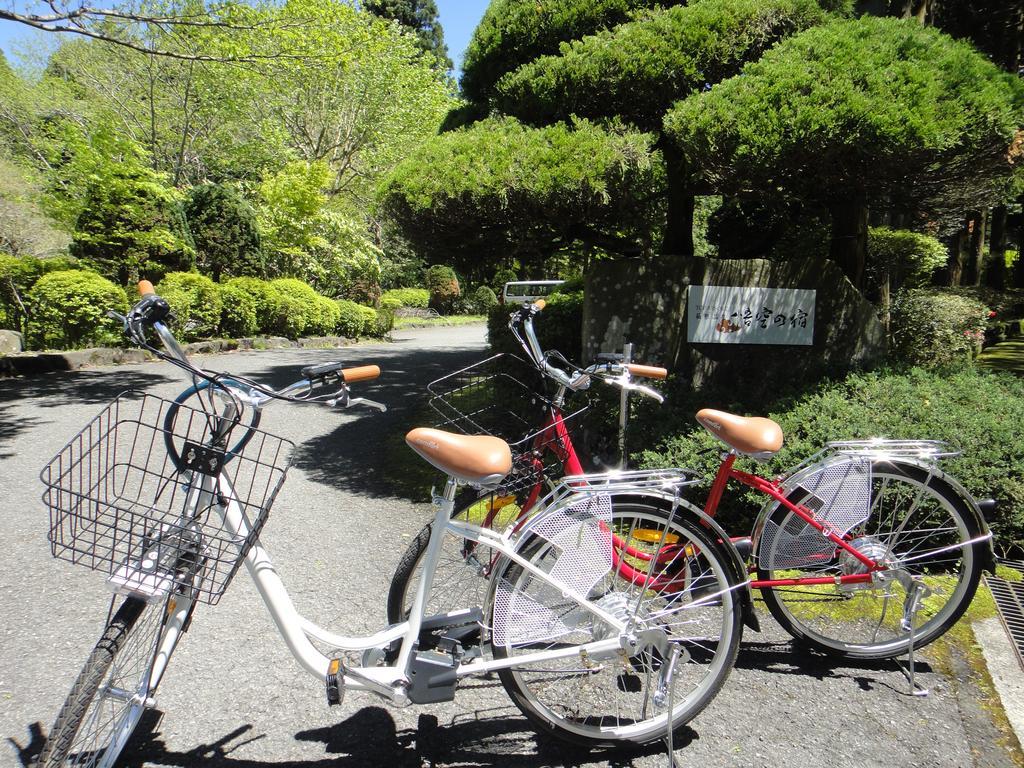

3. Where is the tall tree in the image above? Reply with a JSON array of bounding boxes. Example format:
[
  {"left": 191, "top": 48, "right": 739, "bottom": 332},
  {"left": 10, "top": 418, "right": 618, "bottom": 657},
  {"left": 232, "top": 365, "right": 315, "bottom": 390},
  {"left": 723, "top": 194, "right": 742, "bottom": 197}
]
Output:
[
  {"left": 663, "top": 17, "right": 1024, "bottom": 290},
  {"left": 380, "top": 0, "right": 833, "bottom": 277},
  {"left": 363, "top": 0, "right": 452, "bottom": 71}
]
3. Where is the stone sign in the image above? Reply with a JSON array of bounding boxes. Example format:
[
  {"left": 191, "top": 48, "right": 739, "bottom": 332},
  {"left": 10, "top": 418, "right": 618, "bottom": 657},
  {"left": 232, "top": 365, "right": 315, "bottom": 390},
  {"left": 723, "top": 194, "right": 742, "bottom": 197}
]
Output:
[{"left": 687, "top": 285, "right": 815, "bottom": 345}]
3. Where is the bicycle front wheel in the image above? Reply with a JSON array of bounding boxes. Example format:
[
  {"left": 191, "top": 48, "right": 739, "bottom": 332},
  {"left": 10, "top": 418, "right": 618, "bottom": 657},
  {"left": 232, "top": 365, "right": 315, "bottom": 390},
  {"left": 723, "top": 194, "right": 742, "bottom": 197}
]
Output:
[
  {"left": 491, "top": 501, "right": 741, "bottom": 747},
  {"left": 37, "top": 596, "right": 167, "bottom": 768},
  {"left": 757, "top": 460, "right": 985, "bottom": 659}
]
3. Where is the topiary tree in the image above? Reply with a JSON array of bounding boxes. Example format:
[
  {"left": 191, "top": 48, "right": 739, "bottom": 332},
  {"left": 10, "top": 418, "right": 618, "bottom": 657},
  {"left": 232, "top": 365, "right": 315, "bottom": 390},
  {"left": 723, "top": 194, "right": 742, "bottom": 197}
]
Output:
[
  {"left": 470, "top": 285, "right": 499, "bottom": 314},
  {"left": 380, "top": 0, "right": 834, "bottom": 279},
  {"left": 184, "top": 184, "right": 263, "bottom": 281},
  {"left": 71, "top": 162, "right": 194, "bottom": 285},
  {"left": 664, "top": 17, "right": 1024, "bottom": 290},
  {"left": 25, "top": 269, "right": 127, "bottom": 350},
  {"left": 157, "top": 272, "right": 223, "bottom": 341},
  {"left": 425, "top": 264, "right": 460, "bottom": 313}
]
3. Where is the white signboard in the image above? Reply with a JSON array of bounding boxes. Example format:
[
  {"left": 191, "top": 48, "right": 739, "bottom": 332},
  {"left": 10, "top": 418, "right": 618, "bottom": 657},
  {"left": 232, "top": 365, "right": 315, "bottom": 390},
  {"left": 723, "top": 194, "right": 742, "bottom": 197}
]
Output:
[{"left": 687, "top": 285, "right": 815, "bottom": 345}]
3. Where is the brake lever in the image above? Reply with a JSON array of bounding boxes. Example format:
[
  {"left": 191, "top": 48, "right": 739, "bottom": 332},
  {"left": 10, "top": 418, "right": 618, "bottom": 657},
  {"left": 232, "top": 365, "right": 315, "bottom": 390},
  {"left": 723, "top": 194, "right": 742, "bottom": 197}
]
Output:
[
  {"left": 626, "top": 382, "right": 665, "bottom": 403},
  {"left": 324, "top": 386, "right": 387, "bottom": 412}
]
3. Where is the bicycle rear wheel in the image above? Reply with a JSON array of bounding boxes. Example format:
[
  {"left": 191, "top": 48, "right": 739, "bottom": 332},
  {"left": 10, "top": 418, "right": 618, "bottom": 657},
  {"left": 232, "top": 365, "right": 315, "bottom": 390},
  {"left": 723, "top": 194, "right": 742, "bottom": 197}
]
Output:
[
  {"left": 387, "top": 490, "right": 522, "bottom": 626},
  {"left": 37, "top": 596, "right": 167, "bottom": 768},
  {"left": 757, "top": 460, "right": 985, "bottom": 659},
  {"left": 491, "top": 501, "right": 741, "bottom": 747}
]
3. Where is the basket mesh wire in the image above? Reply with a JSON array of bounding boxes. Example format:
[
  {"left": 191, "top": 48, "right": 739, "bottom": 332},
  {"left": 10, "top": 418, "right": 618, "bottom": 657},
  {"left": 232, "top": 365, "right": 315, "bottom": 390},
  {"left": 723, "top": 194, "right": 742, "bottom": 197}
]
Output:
[
  {"left": 41, "top": 392, "right": 294, "bottom": 604},
  {"left": 760, "top": 459, "right": 872, "bottom": 570},
  {"left": 427, "top": 353, "right": 587, "bottom": 495},
  {"left": 492, "top": 492, "right": 613, "bottom": 647}
]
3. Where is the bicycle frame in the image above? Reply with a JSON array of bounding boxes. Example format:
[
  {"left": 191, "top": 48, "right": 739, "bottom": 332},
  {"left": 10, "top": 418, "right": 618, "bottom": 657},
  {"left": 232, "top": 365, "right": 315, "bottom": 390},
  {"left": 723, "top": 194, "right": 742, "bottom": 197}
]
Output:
[
  {"left": 151, "top": 439, "right": 635, "bottom": 703},
  {"left": 700, "top": 452, "right": 880, "bottom": 588}
]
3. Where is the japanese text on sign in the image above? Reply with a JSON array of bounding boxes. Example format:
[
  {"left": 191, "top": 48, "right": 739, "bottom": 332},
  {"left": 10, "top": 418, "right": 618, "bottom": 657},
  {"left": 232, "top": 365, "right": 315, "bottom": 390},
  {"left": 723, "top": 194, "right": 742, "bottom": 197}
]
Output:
[{"left": 686, "top": 285, "right": 815, "bottom": 345}]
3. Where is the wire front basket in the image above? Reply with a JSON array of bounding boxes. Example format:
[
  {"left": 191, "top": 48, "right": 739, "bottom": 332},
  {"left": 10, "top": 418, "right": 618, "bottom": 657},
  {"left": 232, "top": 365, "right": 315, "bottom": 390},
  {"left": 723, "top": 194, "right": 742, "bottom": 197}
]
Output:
[
  {"left": 427, "top": 353, "right": 587, "bottom": 495},
  {"left": 41, "top": 392, "right": 294, "bottom": 605}
]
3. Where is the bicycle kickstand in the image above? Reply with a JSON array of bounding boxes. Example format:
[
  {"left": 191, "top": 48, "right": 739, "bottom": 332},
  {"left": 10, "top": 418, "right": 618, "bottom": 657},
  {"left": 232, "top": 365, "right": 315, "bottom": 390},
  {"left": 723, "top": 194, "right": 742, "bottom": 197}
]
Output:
[
  {"left": 660, "top": 644, "right": 683, "bottom": 768},
  {"left": 893, "top": 571, "right": 932, "bottom": 697}
]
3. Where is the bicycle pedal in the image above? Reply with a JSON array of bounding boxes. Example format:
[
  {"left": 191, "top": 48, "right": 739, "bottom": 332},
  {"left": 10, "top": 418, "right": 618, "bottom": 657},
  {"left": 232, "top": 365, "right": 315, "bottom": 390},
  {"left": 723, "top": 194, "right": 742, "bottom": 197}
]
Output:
[{"left": 325, "top": 658, "right": 345, "bottom": 707}]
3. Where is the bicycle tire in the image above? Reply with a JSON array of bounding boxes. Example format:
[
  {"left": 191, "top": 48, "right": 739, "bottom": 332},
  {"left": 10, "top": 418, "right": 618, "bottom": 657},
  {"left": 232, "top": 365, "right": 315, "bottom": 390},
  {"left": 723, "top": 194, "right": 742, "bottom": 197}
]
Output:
[
  {"left": 37, "top": 597, "right": 167, "bottom": 768},
  {"left": 757, "top": 460, "right": 985, "bottom": 659},
  {"left": 490, "top": 500, "right": 742, "bottom": 747},
  {"left": 386, "top": 489, "right": 514, "bottom": 626},
  {"left": 163, "top": 379, "right": 261, "bottom": 470}
]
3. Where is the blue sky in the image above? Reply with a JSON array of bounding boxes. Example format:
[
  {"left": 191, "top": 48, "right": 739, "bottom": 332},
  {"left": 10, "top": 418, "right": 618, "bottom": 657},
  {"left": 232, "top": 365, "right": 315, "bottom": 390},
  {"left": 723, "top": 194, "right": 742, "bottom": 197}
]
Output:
[
  {"left": 0, "top": 1, "right": 491, "bottom": 76},
  {"left": 435, "top": 0, "right": 489, "bottom": 74}
]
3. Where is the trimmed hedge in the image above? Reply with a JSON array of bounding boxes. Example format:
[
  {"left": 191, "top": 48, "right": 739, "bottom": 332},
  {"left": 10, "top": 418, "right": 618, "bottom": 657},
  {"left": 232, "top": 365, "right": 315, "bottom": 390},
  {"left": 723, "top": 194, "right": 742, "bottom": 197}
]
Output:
[
  {"left": 219, "top": 282, "right": 260, "bottom": 338},
  {"left": 0, "top": 254, "right": 78, "bottom": 335},
  {"left": 158, "top": 272, "right": 223, "bottom": 342},
  {"left": 268, "top": 278, "right": 340, "bottom": 338},
  {"left": 25, "top": 269, "right": 127, "bottom": 350},
  {"left": 380, "top": 287, "right": 429, "bottom": 308},
  {"left": 640, "top": 366, "right": 1024, "bottom": 553}
]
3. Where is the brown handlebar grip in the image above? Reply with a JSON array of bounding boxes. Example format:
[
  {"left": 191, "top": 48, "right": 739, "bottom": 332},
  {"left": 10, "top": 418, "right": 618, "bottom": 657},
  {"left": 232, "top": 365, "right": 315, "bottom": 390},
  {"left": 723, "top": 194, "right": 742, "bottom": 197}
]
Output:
[
  {"left": 532, "top": 299, "right": 546, "bottom": 311},
  {"left": 138, "top": 280, "right": 156, "bottom": 297},
  {"left": 626, "top": 363, "right": 668, "bottom": 380},
  {"left": 341, "top": 364, "right": 381, "bottom": 383}
]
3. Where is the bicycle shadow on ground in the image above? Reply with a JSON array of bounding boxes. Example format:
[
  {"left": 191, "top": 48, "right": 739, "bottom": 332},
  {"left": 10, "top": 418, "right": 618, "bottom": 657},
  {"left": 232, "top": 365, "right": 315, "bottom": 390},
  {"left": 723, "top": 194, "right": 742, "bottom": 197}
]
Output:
[
  {"left": 732, "top": 639, "right": 934, "bottom": 695},
  {"left": 253, "top": 343, "right": 489, "bottom": 501},
  {"left": 10, "top": 706, "right": 684, "bottom": 768}
]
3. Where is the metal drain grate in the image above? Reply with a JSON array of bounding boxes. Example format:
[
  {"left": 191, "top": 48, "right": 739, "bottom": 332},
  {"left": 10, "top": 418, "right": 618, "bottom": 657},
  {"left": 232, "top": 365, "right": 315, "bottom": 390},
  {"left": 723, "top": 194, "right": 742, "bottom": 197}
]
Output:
[{"left": 986, "top": 566, "right": 1024, "bottom": 672}]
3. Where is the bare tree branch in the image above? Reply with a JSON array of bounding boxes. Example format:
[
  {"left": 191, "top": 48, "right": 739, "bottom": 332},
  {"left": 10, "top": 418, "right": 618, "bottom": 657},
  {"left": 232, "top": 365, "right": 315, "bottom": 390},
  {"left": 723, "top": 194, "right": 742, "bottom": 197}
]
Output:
[{"left": 0, "top": 5, "right": 311, "bottom": 62}]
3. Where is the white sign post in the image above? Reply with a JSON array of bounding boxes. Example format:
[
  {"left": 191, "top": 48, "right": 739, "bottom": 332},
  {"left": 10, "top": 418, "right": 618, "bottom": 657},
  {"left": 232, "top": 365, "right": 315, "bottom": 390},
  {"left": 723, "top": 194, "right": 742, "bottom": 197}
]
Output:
[{"left": 687, "top": 285, "right": 815, "bottom": 345}]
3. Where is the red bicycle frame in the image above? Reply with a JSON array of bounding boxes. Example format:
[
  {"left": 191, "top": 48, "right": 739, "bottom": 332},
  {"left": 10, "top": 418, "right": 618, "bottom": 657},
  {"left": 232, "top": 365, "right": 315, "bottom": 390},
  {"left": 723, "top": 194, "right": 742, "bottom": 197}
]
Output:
[
  {"left": 471, "top": 404, "right": 886, "bottom": 594},
  {"left": 703, "top": 453, "right": 879, "bottom": 589}
]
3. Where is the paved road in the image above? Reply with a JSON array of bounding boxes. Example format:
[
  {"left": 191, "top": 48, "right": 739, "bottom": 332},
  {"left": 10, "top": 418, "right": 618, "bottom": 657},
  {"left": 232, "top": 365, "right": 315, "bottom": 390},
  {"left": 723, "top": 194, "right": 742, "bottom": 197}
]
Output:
[{"left": 0, "top": 325, "right": 1016, "bottom": 768}]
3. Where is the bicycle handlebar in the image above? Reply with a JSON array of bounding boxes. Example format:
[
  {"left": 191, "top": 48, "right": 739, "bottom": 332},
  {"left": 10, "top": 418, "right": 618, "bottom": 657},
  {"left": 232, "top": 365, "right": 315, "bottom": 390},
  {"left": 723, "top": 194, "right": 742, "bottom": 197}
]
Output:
[
  {"left": 114, "top": 284, "right": 385, "bottom": 413},
  {"left": 508, "top": 301, "right": 666, "bottom": 402}
]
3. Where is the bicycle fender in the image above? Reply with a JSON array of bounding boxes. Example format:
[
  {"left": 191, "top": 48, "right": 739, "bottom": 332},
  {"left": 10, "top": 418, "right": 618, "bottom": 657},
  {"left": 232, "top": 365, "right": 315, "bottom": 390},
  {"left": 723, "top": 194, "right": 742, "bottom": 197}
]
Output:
[
  {"left": 751, "top": 454, "right": 995, "bottom": 575},
  {"left": 513, "top": 490, "right": 759, "bottom": 633}
]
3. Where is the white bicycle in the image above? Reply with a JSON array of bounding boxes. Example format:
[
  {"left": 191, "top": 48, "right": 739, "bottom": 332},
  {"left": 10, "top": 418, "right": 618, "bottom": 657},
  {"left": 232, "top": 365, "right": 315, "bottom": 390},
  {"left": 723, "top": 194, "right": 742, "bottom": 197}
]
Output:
[{"left": 36, "top": 282, "right": 745, "bottom": 766}]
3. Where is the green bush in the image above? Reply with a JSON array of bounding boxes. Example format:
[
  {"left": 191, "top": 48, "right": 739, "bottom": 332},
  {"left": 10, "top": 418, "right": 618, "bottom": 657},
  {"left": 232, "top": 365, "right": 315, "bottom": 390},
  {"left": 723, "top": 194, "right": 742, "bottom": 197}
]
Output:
[
  {"left": 639, "top": 366, "right": 1024, "bottom": 553},
  {"left": 222, "top": 277, "right": 283, "bottom": 336},
  {"left": 373, "top": 306, "right": 395, "bottom": 336},
  {"left": 867, "top": 227, "right": 947, "bottom": 291},
  {"left": 218, "top": 282, "right": 260, "bottom": 338},
  {"left": 425, "top": 265, "right": 460, "bottom": 314},
  {"left": 890, "top": 289, "right": 989, "bottom": 370},
  {"left": 157, "top": 272, "right": 223, "bottom": 342},
  {"left": 25, "top": 269, "right": 127, "bottom": 350},
  {"left": 379, "top": 295, "right": 403, "bottom": 312},
  {"left": 336, "top": 299, "right": 368, "bottom": 337},
  {"left": 269, "top": 278, "right": 338, "bottom": 339},
  {"left": 0, "top": 254, "right": 78, "bottom": 334},
  {"left": 309, "top": 294, "right": 342, "bottom": 336},
  {"left": 380, "top": 287, "right": 430, "bottom": 308},
  {"left": 470, "top": 285, "right": 499, "bottom": 314}
]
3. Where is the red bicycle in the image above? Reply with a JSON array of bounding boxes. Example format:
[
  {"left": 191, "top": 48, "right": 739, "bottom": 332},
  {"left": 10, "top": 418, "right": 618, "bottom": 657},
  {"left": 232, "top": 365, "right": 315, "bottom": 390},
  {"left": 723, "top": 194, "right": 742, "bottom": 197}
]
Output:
[
  {"left": 389, "top": 301, "right": 996, "bottom": 661},
  {"left": 387, "top": 301, "right": 749, "bottom": 630}
]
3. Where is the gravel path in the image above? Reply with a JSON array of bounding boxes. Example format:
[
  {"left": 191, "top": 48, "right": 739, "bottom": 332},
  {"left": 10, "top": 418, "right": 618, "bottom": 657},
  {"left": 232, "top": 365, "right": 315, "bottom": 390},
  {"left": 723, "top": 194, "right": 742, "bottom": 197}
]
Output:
[{"left": 0, "top": 325, "right": 1015, "bottom": 768}]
